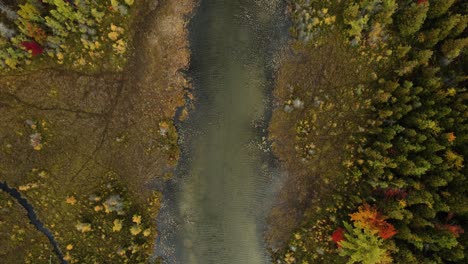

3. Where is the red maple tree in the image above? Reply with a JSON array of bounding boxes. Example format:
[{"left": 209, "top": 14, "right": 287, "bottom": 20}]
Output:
[
  {"left": 21, "top": 41, "right": 44, "bottom": 56},
  {"left": 377, "top": 222, "right": 398, "bottom": 240},
  {"left": 332, "top": 227, "right": 345, "bottom": 247}
]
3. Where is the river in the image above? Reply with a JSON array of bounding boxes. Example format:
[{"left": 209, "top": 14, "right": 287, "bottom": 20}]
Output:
[{"left": 155, "top": 0, "right": 288, "bottom": 263}]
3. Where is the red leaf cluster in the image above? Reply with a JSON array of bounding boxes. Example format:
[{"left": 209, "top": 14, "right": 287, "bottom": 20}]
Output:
[
  {"left": 417, "top": 0, "right": 428, "bottom": 4},
  {"left": 437, "top": 224, "right": 465, "bottom": 237},
  {"left": 384, "top": 188, "right": 408, "bottom": 200},
  {"left": 332, "top": 227, "right": 345, "bottom": 247},
  {"left": 377, "top": 222, "right": 398, "bottom": 240},
  {"left": 21, "top": 41, "right": 44, "bottom": 56}
]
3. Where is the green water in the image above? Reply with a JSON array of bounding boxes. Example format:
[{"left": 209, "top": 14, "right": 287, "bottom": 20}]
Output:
[{"left": 156, "top": 1, "right": 287, "bottom": 263}]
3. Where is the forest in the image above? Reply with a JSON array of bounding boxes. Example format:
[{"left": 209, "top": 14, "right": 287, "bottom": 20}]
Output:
[{"left": 271, "top": 0, "right": 467, "bottom": 263}]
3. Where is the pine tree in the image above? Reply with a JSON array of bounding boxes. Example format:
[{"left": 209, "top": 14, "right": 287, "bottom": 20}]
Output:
[
  {"left": 427, "top": 0, "right": 456, "bottom": 19},
  {"left": 339, "top": 222, "right": 392, "bottom": 264},
  {"left": 449, "top": 15, "right": 468, "bottom": 38},
  {"left": 397, "top": 3, "right": 428, "bottom": 38},
  {"left": 441, "top": 38, "right": 468, "bottom": 60},
  {"left": 421, "top": 14, "right": 462, "bottom": 47}
]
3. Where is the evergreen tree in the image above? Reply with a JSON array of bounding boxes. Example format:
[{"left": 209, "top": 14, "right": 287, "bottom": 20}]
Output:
[
  {"left": 441, "top": 38, "right": 468, "bottom": 60},
  {"left": 427, "top": 0, "right": 456, "bottom": 19},
  {"left": 340, "top": 222, "right": 392, "bottom": 264},
  {"left": 397, "top": 3, "right": 428, "bottom": 38}
]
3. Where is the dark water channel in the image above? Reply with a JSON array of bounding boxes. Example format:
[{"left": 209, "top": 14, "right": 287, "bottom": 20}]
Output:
[
  {"left": 0, "top": 181, "right": 67, "bottom": 264},
  {"left": 155, "top": 0, "right": 288, "bottom": 263}
]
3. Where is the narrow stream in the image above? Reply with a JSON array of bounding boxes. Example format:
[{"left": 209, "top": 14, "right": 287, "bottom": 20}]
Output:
[
  {"left": 0, "top": 181, "right": 67, "bottom": 264},
  {"left": 155, "top": 0, "right": 288, "bottom": 263}
]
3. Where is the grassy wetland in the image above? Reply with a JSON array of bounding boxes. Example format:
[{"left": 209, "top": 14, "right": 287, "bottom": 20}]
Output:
[{"left": 0, "top": 0, "right": 193, "bottom": 263}]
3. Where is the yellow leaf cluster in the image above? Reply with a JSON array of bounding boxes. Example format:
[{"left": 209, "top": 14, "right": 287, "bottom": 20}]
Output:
[
  {"left": 66, "top": 196, "right": 77, "bottom": 205},
  {"left": 143, "top": 228, "right": 151, "bottom": 237},
  {"left": 113, "top": 219, "right": 123, "bottom": 232},
  {"left": 130, "top": 225, "right": 141, "bottom": 235},
  {"left": 110, "top": 24, "right": 124, "bottom": 33},
  {"left": 132, "top": 214, "right": 142, "bottom": 225},
  {"left": 33, "top": 144, "right": 43, "bottom": 151},
  {"left": 349, "top": 203, "right": 379, "bottom": 224},
  {"left": 447, "top": 88, "right": 456, "bottom": 96},
  {"left": 18, "top": 182, "right": 39, "bottom": 191},
  {"left": 108, "top": 31, "right": 119, "bottom": 41},
  {"left": 75, "top": 222, "right": 92, "bottom": 233},
  {"left": 112, "top": 39, "right": 127, "bottom": 54}
]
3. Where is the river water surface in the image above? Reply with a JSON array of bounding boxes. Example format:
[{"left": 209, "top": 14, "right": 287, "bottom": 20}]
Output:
[{"left": 155, "top": 1, "right": 287, "bottom": 263}]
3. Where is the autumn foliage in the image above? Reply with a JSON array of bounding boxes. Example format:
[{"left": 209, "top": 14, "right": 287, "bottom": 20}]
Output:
[
  {"left": 24, "top": 23, "right": 47, "bottom": 44},
  {"left": 21, "top": 41, "right": 44, "bottom": 56},
  {"left": 446, "top": 132, "right": 456, "bottom": 143},
  {"left": 383, "top": 188, "right": 408, "bottom": 200},
  {"left": 331, "top": 227, "right": 345, "bottom": 247},
  {"left": 349, "top": 204, "right": 397, "bottom": 240},
  {"left": 436, "top": 224, "right": 465, "bottom": 238}
]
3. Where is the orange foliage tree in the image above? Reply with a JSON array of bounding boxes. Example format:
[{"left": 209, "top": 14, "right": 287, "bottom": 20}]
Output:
[
  {"left": 24, "top": 23, "right": 47, "bottom": 44},
  {"left": 349, "top": 203, "right": 397, "bottom": 240}
]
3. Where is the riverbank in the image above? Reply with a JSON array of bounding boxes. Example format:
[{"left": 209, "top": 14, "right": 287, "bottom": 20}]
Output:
[{"left": 0, "top": 0, "right": 194, "bottom": 262}]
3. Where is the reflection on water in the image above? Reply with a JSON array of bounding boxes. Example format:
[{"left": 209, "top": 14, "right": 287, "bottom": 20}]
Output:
[{"left": 155, "top": 0, "right": 287, "bottom": 263}]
